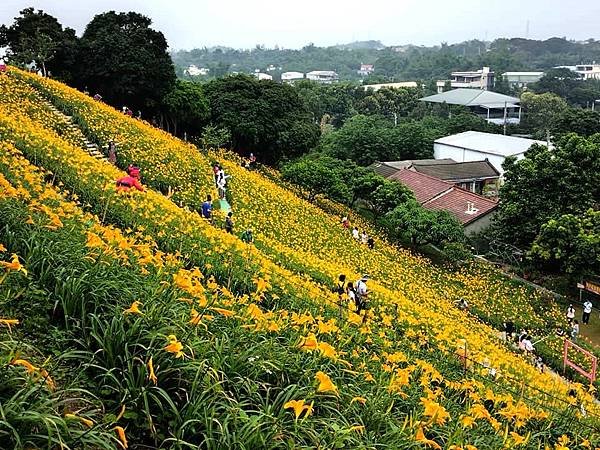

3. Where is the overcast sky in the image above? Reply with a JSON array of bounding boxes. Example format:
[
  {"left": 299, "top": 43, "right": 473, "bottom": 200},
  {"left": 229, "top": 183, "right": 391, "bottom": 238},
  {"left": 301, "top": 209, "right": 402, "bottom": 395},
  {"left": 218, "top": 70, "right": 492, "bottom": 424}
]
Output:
[{"left": 1, "top": 0, "right": 599, "bottom": 50}]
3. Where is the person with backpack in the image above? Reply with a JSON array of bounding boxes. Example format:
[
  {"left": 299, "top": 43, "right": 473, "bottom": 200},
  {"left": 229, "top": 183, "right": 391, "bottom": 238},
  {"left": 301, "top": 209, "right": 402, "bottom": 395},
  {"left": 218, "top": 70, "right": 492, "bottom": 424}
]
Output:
[
  {"left": 225, "top": 211, "right": 234, "bottom": 234},
  {"left": 355, "top": 275, "right": 369, "bottom": 321},
  {"left": 334, "top": 274, "right": 347, "bottom": 317},
  {"left": 201, "top": 195, "right": 213, "bottom": 220}
]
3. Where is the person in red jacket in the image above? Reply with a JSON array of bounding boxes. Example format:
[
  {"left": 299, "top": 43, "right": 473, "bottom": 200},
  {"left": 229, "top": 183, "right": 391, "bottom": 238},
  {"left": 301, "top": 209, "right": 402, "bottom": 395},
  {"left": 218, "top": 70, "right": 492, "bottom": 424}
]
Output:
[{"left": 116, "top": 165, "right": 144, "bottom": 191}]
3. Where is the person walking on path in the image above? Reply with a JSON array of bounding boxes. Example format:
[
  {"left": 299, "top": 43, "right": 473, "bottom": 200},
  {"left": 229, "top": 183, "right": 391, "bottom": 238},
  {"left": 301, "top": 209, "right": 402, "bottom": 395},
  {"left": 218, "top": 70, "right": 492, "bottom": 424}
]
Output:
[
  {"left": 360, "top": 231, "right": 368, "bottom": 245},
  {"left": 346, "top": 282, "right": 357, "bottom": 313},
  {"left": 225, "top": 211, "right": 234, "bottom": 234},
  {"left": 352, "top": 227, "right": 359, "bottom": 241},
  {"left": 582, "top": 300, "right": 593, "bottom": 325},
  {"left": 571, "top": 320, "right": 580, "bottom": 340},
  {"left": 503, "top": 320, "right": 515, "bottom": 342},
  {"left": 334, "top": 274, "right": 347, "bottom": 317},
  {"left": 213, "top": 164, "right": 220, "bottom": 187},
  {"left": 201, "top": 195, "right": 213, "bottom": 221},
  {"left": 107, "top": 140, "right": 118, "bottom": 164},
  {"left": 354, "top": 275, "right": 370, "bottom": 322},
  {"left": 341, "top": 217, "right": 349, "bottom": 229},
  {"left": 566, "top": 304, "right": 576, "bottom": 321},
  {"left": 367, "top": 236, "right": 374, "bottom": 249},
  {"left": 241, "top": 228, "right": 254, "bottom": 244}
]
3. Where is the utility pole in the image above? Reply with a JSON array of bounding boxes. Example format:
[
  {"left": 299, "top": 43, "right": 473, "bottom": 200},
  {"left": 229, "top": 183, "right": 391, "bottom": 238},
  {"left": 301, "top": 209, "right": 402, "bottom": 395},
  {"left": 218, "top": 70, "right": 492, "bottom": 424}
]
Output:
[{"left": 503, "top": 101, "right": 507, "bottom": 135}]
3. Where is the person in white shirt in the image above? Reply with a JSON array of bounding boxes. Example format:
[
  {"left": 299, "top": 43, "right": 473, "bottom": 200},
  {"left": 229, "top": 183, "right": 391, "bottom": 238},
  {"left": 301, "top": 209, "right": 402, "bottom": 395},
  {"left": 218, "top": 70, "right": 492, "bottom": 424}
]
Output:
[
  {"left": 360, "top": 231, "right": 368, "bottom": 245},
  {"left": 519, "top": 334, "right": 535, "bottom": 353},
  {"left": 352, "top": 227, "right": 359, "bottom": 240},
  {"left": 355, "top": 275, "right": 369, "bottom": 320},
  {"left": 566, "top": 304, "right": 575, "bottom": 321},
  {"left": 582, "top": 300, "right": 593, "bottom": 325},
  {"left": 571, "top": 320, "right": 580, "bottom": 340}
]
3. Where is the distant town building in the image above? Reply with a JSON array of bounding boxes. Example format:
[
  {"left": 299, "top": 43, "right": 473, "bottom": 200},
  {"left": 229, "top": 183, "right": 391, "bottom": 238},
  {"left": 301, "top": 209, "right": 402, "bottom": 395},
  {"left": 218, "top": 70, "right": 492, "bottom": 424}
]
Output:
[
  {"left": 420, "top": 89, "right": 521, "bottom": 125},
  {"left": 185, "top": 65, "right": 210, "bottom": 76},
  {"left": 573, "top": 63, "right": 600, "bottom": 80},
  {"left": 362, "top": 81, "right": 419, "bottom": 91},
  {"left": 255, "top": 72, "right": 273, "bottom": 81},
  {"left": 281, "top": 71, "right": 305, "bottom": 83},
  {"left": 358, "top": 63, "right": 375, "bottom": 76},
  {"left": 554, "top": 64, "right": 600, "bottom": 80},
  {"left": 433, "top": 131, "right": 549, "bottom": 176},
  {"left": 306, "top": 70, "right": 339, "bottom": 84},
  {"left": 436, "top": 67, "right": 495, "bottom": 93},
  {"left": 266, "top": 64, "right": 282, "bottom": 72},
  {"left": 389, "top": 169, "right": 498, "bottom": 234},
  {"left": 370, "top": 159, "right": 500, "bottom": 196},
  {"left": 502, "top": 72, "right": 544, "bottom": 88}
]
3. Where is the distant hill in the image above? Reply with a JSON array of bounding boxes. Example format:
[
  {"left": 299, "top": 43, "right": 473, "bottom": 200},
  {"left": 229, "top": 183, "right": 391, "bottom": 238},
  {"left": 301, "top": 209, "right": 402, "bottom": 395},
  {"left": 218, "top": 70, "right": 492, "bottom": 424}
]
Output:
[
  {"left": 172, "top": 37, "right": 600, "bottom": 82},
  {"left": 332, "top": 40, "right": 385, "bottom": 50}
]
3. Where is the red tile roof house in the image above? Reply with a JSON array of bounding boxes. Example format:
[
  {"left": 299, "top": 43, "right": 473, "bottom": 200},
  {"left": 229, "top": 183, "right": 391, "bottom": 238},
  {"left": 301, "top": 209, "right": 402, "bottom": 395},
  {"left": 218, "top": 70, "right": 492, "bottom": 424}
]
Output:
[{"left": 389, "top": 169, "right": 498, "bottom": 235}]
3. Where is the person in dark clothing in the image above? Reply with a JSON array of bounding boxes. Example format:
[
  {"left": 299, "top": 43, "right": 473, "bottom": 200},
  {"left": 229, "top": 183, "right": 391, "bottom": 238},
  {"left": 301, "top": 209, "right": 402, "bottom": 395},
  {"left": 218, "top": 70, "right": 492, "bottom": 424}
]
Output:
[
  {"left": 241, "top": 228, "right": 254, "bottom": 244},
  {"left": 503, "top": 320, "right": 515, "bottom": 342},
  {"left": 201, "top": 195, "right": 213, "bottom": 220},
  {"left": 367, "top": 236, "right": 374, "bottom": 249},
  {"left": 225, "top": 211, "right": 234, "bottom": 234}
]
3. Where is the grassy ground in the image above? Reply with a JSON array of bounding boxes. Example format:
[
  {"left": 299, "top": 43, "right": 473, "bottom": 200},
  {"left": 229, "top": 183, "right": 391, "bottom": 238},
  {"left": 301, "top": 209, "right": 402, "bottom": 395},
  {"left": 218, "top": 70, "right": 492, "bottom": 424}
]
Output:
[{"left": 567, "top": 302, "right": 600, "bottom": 348}]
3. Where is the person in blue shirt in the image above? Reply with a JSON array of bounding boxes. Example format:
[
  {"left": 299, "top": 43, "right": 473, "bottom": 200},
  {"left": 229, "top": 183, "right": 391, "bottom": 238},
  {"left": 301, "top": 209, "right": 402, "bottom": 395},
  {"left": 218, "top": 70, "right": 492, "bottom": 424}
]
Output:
[{"left": 201, "top": 195, "right": 213, "bottom": 220}]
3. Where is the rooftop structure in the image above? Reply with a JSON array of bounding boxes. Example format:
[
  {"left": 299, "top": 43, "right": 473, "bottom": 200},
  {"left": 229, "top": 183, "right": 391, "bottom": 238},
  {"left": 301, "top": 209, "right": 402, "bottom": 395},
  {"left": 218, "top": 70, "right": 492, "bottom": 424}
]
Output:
[
  {"left": 433, "top": 131, "right": 548, "bottom": 175},
  {"left": 420, "top": 89, "right": 521, "bottom": 125},
  {"left": 362, "top": 81, "right": 419, "bottom": 91},
  {"left": 389, "top": 169, "right": 498, "bottom": 232},
  {"left": 281, "top": 71, "right": 305, "bottom": 83},
  {"left": 436, "top": 67, "right": 494, "bottom": 93},
  {"left": 371, "top": 158, "right": 499, "bottom": 195},
  {"left": 556, "top": 64, "right": 600, "bottom": 80},
  {"left": 502, "top": 71, "right": 544, "bottom": 88},
  {"left": 306, "top": 70, "right": 339, "bottom": 84}
]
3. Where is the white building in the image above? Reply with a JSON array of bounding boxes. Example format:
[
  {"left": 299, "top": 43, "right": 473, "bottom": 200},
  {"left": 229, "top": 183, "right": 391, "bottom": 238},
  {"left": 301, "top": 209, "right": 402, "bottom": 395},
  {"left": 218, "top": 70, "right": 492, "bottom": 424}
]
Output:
[
  {"left": 555, "top": 64, "right": 600, "bottom": 80},
  {"left": 358, "top": 64, "right": 374, "bottom": 76},
  {"left": 433, "top": 131, "right": 548, "bottom": 176},
  {"left": 281, "top": 71, "right": 305, "bottom": 83},
  {"left": 255, "top": 72, "right": 273, "bottom": 81},
  {"left": 420, "top": 89, "right": 521, "bottom": 125},
  {"left": 502, "top": 72, "right": 544, "bottom": 88},
  {"left": 185, "top": 65, "right": 209, "bottom": 76},
  {"left": 362, "top": 81, "right": 419, "bottom": 91},
  {"left": 574, "top": 64, "right": 600, "bottom": 80},
  {"left": 437, "top": 67, "right": 495, "bottom": 93},
  {"left": 306, "top": 70, "right": 339, "bottom": 84}
]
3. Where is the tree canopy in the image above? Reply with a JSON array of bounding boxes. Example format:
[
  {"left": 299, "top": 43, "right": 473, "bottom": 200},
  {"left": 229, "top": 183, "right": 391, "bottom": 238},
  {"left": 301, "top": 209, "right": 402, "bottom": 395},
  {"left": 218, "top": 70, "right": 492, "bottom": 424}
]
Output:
[
  {"left": 204, "top": 74, "right": 320, "bottom": 164},
  {"left": 530, "top": 209, "right": 600, "bottom": 278},
  {"left": 494, "top": 133, "right": 600, "bottom": 249},
  {"left": 76, "top": 11, "right": 176, "bottom": 111},
  {"left": 0, "top": 8, "right": 79, "bottom": 80}
]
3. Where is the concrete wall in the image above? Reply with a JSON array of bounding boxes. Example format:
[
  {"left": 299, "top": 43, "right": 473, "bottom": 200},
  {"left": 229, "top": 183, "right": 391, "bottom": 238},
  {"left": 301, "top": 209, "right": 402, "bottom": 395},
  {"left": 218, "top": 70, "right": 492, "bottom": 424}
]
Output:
[{"left": 464, "top": 210, "right": 496, "bottom": 235}]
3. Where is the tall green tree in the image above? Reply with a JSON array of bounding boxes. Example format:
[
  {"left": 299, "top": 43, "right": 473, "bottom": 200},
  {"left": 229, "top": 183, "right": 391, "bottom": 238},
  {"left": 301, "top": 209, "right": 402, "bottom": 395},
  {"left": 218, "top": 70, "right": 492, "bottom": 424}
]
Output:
[
  {"left": 281, "top": 156, "right": 351, "bottom": 203},
  {"left": 77, "top": 11, "right": 176, "bottom": 112},
  {"left": 384, "top": 200, "right": 465, "bottom": 248},
  {"left": 0, "top": 8, "right": 79, "bottom": 80},
  {"left": 520, "top": 91, "right": 569, "bottom": 139},
  {"left": 530, "top": 209, "right": 600, "bottom": 278},
  {"left": 160, "top": 80, "right": 209, "bottom": 136},
  {"left": 552, "top": 108, "right": 600, "bottom": 138},
  {"left": 368, "top": 179, "right": 415, "bottom": 217},
  {"left": 495, "top": 133, "right": 600, "bottom": 249},
  {"left": 204, "top": 74, "right": 319, "bottom": 164}
]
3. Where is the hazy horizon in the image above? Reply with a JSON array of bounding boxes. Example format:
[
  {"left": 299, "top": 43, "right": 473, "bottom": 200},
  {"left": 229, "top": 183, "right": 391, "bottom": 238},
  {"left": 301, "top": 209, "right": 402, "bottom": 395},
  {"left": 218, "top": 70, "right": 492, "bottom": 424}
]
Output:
[{"left": 1, "top": 0, "right": 599, "bottom": 51}]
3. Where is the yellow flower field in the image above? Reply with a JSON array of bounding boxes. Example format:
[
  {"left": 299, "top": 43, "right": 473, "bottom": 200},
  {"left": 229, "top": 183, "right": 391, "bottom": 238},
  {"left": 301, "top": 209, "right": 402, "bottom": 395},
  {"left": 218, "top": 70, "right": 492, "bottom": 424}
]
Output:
[{"left": 0, "top": 67, "right": 598, "bottom": 447}]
